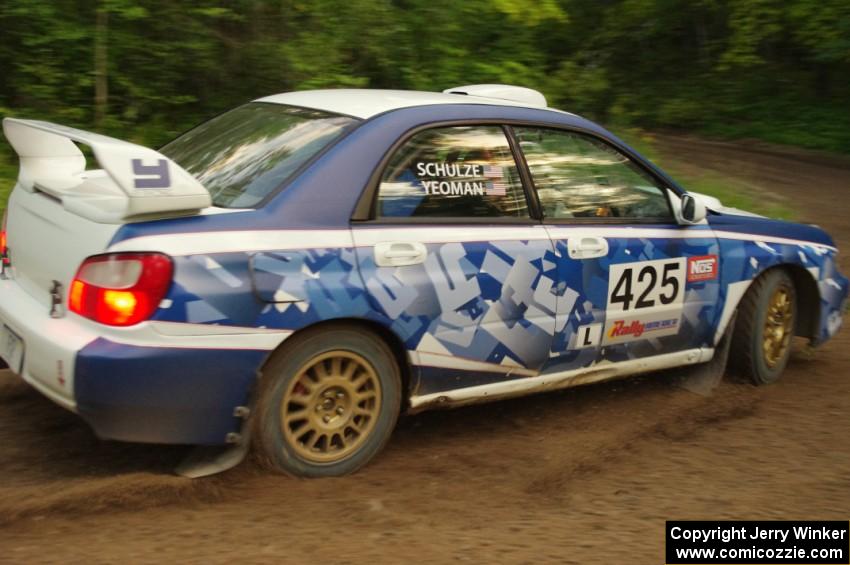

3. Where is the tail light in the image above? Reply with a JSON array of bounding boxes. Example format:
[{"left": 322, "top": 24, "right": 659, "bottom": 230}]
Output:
[
  {"left": 1, "top": 209, "right": 8, "bottom": 266},
  {"left": 69, "top": 253, "right": 173, "bottom": 326}
]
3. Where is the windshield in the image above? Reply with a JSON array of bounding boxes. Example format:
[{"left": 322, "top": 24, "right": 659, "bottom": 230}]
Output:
[{"left": 160, "top": 103, "right": 358, "bottom": 208}]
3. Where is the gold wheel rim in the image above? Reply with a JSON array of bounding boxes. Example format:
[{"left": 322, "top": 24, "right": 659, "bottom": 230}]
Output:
[
  {"left": 281, "top": 351, "right": 382, "bottom": 464},
  {"left": 762, "top": 284, "right": 794, "bottom": 369}
]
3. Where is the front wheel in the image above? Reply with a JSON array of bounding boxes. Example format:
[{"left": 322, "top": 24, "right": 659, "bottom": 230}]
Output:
[
  {"left": 730, "top": 269, "right": 797, "bottom": 385},
  {"left": 253, "top": 326, "right": 401, "bottom": 477}
]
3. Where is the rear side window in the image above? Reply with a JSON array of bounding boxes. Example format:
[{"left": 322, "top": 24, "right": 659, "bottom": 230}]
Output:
[
  {"left": 377, "top": 126, "right": 530, "bottom": 219},
  {"left": 161, "top": 103, "right": 357, "bottom": 208},
  {"left": 514, "top": 128, "right": 672, "bottom": 221}
]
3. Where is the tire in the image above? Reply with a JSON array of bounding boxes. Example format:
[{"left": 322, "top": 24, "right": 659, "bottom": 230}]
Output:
[
  {"left": 729, "top": 269, "right": 797, "bottom": 385},
  {"left": 253, "top": 325, "right": 401, "bottom": 477}
]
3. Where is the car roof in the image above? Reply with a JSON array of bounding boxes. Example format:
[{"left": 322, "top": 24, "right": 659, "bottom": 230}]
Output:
[{"left": 256, "top": 88, "right": 570, "bottom": 120}]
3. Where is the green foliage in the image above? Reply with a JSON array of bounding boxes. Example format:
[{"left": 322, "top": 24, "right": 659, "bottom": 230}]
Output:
[
  {"left": 0, "top": 152, "right": 13, "bottom": 217},
  {"left": 0, "top": 0, "right": 847, "bottom": 216},
  {"left": 541, "top": 0, "right": 850, "bottom": 153},
  {"left": 719, "top": 0, "right": 784, "bottom": 69}
]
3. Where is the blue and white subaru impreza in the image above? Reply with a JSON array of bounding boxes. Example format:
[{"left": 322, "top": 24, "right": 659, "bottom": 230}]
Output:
[{"left": 0, "top": 85, "right": 847, "bottom": 477}]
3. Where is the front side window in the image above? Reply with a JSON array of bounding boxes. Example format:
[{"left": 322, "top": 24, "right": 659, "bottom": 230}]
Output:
[
  {"left": 377, "top": 126, "right": 530, "bottom": 219},
  {"left": 514, "top": 128, "right": 672, "bottom": 221},
  {"left": 161, "top": 103, "right": 357, "bottom": 208}
]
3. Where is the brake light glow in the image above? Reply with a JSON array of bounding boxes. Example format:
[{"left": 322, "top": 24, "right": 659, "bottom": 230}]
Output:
[
  {"left": 1, "top": 209, "right": 8, "bottom": 266},
  {"left": 68, "top": 253, "right": 173, "bottom": 326}
]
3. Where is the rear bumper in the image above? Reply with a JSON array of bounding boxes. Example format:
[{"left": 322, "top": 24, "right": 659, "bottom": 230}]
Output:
[
  {"left": 75, "top": 339, "right": 267, "bottom": 445},
  {"left": 0, "top": 276, "right": 93, "bottom": 412},
  {"left": 0, "top": 276, "right": 286, "bottom": 445}
]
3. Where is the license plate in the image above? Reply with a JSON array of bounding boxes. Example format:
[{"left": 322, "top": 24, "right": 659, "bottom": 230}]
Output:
[{"left": 0, "top": 324, "right": 24, "bottom": 375}]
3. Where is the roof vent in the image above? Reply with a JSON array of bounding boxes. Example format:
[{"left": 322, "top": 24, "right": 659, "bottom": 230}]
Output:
[{"left": 442, "top": 84, "right": 547, "bottom": 108}]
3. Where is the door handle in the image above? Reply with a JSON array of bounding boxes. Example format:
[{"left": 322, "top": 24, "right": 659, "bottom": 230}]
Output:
[
  {"left": 567, "top": 236, "right": 609, "bottom": 260},
  {"left": 374, "top": 241, "right": 427, "bottom": 267}
]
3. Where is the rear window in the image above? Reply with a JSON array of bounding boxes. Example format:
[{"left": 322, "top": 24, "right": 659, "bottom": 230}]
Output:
[{"left": 160, "top": 103, "right": 357, "bottom": 208}]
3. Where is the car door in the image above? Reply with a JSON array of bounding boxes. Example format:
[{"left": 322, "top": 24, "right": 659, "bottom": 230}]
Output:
[
  {"left": 351, "top": 125, "right": 557, "bottom": 398},
  {"left": 511, "top": 127, "right": 722, "bottom": 367}
]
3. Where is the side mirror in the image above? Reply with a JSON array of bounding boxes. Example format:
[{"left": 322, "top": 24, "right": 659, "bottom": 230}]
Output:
[{"left": 680, "top": 193, "right": 707, "bottom": 224}]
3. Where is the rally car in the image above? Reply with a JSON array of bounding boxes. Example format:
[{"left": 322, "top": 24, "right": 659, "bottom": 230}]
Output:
[{"left": 0, "top": 85, "right": 846, "bottom": 477}]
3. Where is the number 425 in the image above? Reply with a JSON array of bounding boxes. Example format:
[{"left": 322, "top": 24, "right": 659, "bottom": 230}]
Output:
[{"left": 610, "top": 262, "right": 681, "bottom": 311}]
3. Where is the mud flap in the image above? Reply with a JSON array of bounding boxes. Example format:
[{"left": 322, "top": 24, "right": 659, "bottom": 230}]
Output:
[
  {"left": 176, "top": 414, "right": 251, "bottom": 478},
  {"left": 675, "top": 312, "right": 736, "bottom": 396},
  {"left": 175, "top": 438, "right": 250, "bottom": 479}
]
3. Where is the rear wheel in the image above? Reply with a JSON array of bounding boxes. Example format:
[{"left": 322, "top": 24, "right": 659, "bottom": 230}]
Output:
[
  {"left": 730, "top": 269, "right": 797, "bottom": 385},
  {"left": 253, "top": 326, "right": 401, "bottom": 477}
]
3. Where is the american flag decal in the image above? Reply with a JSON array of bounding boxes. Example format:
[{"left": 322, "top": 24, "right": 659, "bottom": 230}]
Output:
[
  {"left": 486, "top": 181, "right": 507, "bottom": 196},
  {"left": 483, "top": 165, "right": 503, "bottom": 179}
]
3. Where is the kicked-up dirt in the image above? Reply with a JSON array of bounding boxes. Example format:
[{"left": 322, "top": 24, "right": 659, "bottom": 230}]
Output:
[{"left": 0, "top": 135, "right": 848, "bottom": 564}]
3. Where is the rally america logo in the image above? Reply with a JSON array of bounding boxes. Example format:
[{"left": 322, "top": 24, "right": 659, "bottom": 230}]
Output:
[
  {"left": 687, "top": 255, "right": 718, "bottom": 282},
  {"left": 608, "top": 318, "right": 678, "bottom": 338}
]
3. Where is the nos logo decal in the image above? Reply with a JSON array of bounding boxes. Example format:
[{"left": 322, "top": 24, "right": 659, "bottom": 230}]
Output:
[
  {"left": 132, "top": 158, "right": 171, "bottom": 189},
  {"left": 687, "top": 255, "right": 718, "bottom": 282}
]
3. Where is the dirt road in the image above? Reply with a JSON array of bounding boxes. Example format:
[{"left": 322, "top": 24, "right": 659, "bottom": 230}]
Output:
[{"left": 1, "top": 136, "right": 849, "bottom": 564}]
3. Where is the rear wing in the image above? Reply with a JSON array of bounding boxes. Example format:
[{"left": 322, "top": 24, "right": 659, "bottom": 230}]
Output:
[{"left": 2, "top": 118, "right": 211, "bottom": 224}]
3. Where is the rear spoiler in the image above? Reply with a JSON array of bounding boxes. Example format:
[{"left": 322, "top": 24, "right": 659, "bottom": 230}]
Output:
[{"left": 2, "top": 118, "right": 211, "bottom": 223}]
